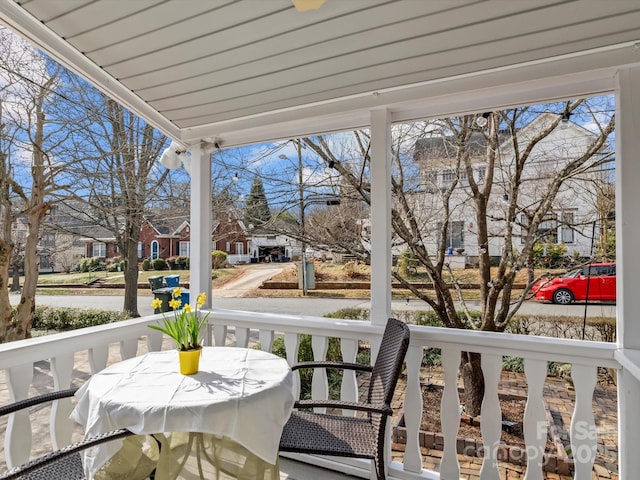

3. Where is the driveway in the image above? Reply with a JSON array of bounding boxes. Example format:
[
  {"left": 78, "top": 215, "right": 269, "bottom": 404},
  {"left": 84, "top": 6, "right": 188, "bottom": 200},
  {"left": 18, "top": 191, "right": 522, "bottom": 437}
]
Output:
[{"left": 213, "top": 263, "right": 285, "bottom": 298}]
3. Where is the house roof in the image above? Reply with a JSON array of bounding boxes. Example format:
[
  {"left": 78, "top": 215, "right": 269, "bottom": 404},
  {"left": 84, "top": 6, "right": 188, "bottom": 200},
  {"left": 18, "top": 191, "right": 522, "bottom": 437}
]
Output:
[{"left": 1, "top": 1, "right": 638, "bottom": 148}]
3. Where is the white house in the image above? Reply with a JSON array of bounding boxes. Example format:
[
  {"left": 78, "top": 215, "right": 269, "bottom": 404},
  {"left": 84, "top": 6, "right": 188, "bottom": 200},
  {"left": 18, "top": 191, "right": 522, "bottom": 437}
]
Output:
[{"left": 413, "top": 112, "right": 610, "bottom": 261}]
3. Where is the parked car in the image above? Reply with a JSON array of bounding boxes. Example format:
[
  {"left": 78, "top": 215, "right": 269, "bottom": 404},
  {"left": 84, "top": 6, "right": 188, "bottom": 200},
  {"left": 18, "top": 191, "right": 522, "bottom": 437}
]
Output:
[{"left": 532, "top": 262, "right": 616, "bottom": 304}]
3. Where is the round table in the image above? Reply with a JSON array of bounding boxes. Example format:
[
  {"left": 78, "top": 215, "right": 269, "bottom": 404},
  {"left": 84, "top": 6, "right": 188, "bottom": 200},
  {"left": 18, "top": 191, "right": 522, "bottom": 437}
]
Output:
[{"left": 71, "top": 347, "right": 294, "bottom": 480}]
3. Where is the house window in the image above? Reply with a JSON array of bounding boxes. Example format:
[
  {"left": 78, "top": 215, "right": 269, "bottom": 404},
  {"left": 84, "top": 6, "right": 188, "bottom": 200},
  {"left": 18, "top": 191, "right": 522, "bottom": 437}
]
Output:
[
  {"left": 477, "top": 166, "right": 486, "bottom": 182},
  {"left": 561, "top": 211, "right": 575, "bottom": 243},
  {"left": 538, "top": 214, "right": 558, "bottom": 244},
  {"left": 442, "top": 169, "right": 456, "bottom": 184},
  {"left": 137, "top": 242, "right": 144, "bottom": 258},
  {"left": 41, "top": 233, "right": 55, "bottom": 247},
  {"left": 179, "top": 241, "right": 190, "bottom": 257},
  {"left": 226, "top": 242, "right": 231, "bottom": 252},
  {"left": 92, "top": 242, "right": 106, "bottom": 258},
  {"left": 151, "top": 240, "right": 159, "bottom": 260},
  {"left": 235, "top": 243, "right": 244, "bottom": 255},
  {"left": 424, "top": 171, "right": 438, "bottom": 193},
  {"left": 436, "top": 221, "right": 464, "bottom": 249},
  {"left": 520, "top": 214, "right": 528, "bottom": 244}
]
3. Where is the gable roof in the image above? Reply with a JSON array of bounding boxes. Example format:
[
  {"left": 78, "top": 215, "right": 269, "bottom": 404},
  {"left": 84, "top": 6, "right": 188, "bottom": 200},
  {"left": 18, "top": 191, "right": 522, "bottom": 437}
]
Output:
[{"left": 1, "top": 1, "right": 638, "bottom": 148}]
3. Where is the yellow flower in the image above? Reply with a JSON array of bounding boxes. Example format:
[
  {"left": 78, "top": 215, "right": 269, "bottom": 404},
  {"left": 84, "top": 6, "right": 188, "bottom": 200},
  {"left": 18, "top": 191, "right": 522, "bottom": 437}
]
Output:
[
  {"left": 196, "top": 293, "right": 206, "bottom": 307},
  {"left": 148, "top": 291, "right": 210, "bottom": 352}
]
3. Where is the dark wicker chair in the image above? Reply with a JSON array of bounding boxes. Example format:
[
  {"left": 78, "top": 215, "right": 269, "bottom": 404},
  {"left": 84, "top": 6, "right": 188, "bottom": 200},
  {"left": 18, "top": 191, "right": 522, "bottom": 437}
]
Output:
[
  {"left": 279, "top": 317, "right": 410, "bottom": 480},
  {"left": 0, "top": 388, "right": 133, "bottom": 480}
]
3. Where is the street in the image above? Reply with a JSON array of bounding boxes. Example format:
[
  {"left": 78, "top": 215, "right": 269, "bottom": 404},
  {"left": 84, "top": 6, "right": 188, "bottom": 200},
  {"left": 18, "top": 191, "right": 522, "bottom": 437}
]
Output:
[
  {"left": 9, "top": 263, "right": 616, "bottom": 318},
  {"left": 12, "top": 294, "right": 616, "bottom": 319}
]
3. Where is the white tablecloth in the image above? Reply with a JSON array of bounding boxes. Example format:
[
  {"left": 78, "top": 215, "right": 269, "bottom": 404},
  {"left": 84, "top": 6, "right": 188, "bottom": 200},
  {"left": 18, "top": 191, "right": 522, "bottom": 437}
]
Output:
[{"left": 71, "top": 347, "right": 295, "bottom": 479}]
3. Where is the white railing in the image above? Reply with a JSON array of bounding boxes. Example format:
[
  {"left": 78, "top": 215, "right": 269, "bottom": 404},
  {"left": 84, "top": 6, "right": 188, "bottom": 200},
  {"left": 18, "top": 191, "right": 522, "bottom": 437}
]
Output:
[{"left": 0, "top": 309, "right": 628, "bottom": 479}]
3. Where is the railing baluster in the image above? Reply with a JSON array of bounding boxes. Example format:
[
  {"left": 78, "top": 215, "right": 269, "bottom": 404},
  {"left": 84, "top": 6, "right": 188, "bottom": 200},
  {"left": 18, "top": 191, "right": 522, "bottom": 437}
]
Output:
[
  {"left": 120, "top": 338, "right": 137, "bottom": 359},
  {"left": 570, "top": 364, "right": 597, "bottom": 480},
  {"left": 236, "top": 327, "right": 250, "bottom": 347},
  {"left": 340, "top": 337, "right": 358, "bottom": 416},
  {"left": 440, "top": 346, "right": 461, "bottom": 479},
  {"left": 284, "top": 332, "right": 300, "bottom": 399},
  {"left": 89, "top": 345, "right": 108, "bottom": 373},
  {"left": 523, "top": 358, "right": 547, "bottom": 480},
  {"left": 311, "top": 335, "right": 328, "bottom": 414},
  {"left": 212, "top": 324, "right": 227, "bottom": 346},
  {"left": 480, "top": 353, "right": 502, "bottom": 479},
  {"left": 402, "top": 344, "right": 423, "bottom": 473},
  {"left": 50, "top": 354, "right": 74, "bottom": 449},
  {"left": 5, "top": 364, "right": 33, "bottom": 468},
  {"left": 147, "top": 330, "right": 163, "bottom": 351},
  {"left": 258, "top": 329, "right": 274, "bottom": 352}
]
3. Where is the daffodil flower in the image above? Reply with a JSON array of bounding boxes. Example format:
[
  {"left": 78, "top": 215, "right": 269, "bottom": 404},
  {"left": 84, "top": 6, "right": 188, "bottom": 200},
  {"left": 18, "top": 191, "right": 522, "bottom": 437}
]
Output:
[{"left": 148, "top": 289, "right": 210, "bottom": 351}]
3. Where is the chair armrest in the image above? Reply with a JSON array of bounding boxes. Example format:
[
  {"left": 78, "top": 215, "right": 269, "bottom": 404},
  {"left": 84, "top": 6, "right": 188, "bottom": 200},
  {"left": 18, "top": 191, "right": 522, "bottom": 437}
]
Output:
[
  {"left": 291, "top": 361, "right": 373, "bottom": 373},
  {"left": 0, "top": 388, "right": 78, "bottom": 417},
  {"left": 0, "top": 429, "right": 133, "bottom": 480},
  {"left": 294, "top": 399, "right": 393, "bottom": 416}
]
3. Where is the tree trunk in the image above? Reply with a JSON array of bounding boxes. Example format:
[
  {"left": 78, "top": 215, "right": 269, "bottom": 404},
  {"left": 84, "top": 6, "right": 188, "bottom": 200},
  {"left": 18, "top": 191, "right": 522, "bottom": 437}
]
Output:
[
  {"left": 16, "top": 208, "right": 44, "bottom": 339},
  {"left": 123, "top": 237, "right": 140, "bottom": 317},
  {"left": 460, "top": 351, "right": 484, "bottom": 417},
  {"left": 0, "top": 240, "right": 21, "bottom": 343},
  {"left": 10, "top": 248, "right": 20, "bottom": 292}
]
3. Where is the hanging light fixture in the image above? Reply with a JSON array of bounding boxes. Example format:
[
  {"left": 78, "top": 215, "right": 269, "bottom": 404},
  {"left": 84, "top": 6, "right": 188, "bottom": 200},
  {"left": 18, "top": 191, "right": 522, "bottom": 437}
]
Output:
[
  {"left": 160, "top": 140, "right": 190, "bottom": 171},
  {"left": 476, "top": 112, "right": 490, "bottom": 128},
  {"left": 292, "top": 0, "right": 326, "bottom": 12}
]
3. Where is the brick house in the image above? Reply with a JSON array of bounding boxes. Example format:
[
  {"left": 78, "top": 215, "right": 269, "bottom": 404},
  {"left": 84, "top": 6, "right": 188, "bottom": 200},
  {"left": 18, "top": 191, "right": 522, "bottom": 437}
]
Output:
[{"left": 84, "top": 212, "right": 251, "bottom": 265}]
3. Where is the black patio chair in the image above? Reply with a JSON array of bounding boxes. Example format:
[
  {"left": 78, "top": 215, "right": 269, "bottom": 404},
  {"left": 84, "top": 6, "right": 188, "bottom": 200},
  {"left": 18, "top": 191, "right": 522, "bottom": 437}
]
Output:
[
  {"left": 0, "top": 388, "right": 133, "bottom": 480},
  {"left": 279, "top": 317, "right": 410, "bottom": 480}
]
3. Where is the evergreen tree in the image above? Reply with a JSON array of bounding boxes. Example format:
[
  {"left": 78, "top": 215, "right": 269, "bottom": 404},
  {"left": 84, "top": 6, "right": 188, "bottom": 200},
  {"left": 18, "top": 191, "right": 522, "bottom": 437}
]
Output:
[{"left": 243, "top": 176, "right": 271, "bottom": 228}]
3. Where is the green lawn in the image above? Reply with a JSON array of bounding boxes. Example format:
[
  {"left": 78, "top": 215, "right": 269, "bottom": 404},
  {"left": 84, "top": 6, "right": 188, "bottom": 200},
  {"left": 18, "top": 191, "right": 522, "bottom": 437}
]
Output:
[{"left": 35, "top": 268, "right": 236, "bottom": 286}]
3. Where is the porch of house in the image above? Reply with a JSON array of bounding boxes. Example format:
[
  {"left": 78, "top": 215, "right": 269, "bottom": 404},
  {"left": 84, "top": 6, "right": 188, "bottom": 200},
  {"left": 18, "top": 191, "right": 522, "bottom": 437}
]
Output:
[
  {"left": 0, "top": 309, "right": 622, "bottom": 480},
  {"left": 1, "top": 2, "right": 640, "bottom": 478}
]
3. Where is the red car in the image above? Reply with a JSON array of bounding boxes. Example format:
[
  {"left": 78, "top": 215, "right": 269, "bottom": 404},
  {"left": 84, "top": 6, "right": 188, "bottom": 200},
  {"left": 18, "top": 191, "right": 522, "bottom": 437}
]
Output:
[{"left": 532, "top": 262, "right": 616, "bottom": 304}]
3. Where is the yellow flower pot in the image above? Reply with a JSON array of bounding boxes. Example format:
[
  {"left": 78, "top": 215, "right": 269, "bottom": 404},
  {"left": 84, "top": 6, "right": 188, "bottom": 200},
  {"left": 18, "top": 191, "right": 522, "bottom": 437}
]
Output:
[{"left": 178, "top": 349, "right": 201, "bottom": 375}]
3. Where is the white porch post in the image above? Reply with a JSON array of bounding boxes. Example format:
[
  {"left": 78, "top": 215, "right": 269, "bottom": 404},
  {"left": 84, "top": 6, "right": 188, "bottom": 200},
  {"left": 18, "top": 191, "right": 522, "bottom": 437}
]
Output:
[
  {"left": 615, "top": 65, "right": 640, "bottom": 479},
  {"left": 369, "top": 108, "right": 392, "bottom": 326},
  {"left": 189, "top": 143, "right": 212, "bottom": 308}
]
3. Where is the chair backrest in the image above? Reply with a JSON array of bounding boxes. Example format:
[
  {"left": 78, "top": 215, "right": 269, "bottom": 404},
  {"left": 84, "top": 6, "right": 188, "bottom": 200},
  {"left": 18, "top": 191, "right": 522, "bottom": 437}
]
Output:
[{"left": 367, "top": 318, "right": 410, "bottom": 409}]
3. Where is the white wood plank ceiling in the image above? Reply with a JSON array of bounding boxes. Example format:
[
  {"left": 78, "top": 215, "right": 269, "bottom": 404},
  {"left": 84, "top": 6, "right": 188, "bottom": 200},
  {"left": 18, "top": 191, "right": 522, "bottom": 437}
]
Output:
[{"left": 1, "top": 0, "right": 640, "bottom": 146}]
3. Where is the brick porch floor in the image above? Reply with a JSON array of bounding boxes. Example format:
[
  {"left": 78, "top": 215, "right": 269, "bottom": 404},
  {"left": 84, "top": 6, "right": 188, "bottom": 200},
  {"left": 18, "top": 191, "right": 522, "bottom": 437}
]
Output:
[{"left": 387, "top": 368, "right": 618, "bottom": 480}]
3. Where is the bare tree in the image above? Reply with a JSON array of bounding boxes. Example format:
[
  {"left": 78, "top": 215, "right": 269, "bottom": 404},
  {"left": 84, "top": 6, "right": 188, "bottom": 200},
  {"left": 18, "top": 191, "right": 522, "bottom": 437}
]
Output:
[
  {"left": 0, "top": 28, "right": 78, "bottom": 341},
  {"left": 65, "top": 91, "right": 168, "bottom": 317},
  {"left": 303, "top": 99, "right": 614, "bottom": 415}
]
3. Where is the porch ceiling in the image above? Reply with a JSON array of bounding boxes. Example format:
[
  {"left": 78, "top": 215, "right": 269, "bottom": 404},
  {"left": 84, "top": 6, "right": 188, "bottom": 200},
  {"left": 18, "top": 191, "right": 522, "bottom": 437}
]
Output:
[{"left": 1, "top": 0, "right": 639, "bottom": 146}]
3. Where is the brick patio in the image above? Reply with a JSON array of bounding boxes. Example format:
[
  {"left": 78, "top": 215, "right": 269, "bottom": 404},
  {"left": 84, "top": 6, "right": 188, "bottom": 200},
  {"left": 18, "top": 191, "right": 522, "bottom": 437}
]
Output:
[{"left": 388, "top": 368, "right": 618, "bottom": 480}]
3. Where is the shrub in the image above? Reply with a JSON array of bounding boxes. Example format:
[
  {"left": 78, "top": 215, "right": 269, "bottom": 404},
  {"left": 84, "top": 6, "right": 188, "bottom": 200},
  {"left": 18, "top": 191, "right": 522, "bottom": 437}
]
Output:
[
  {"left": 152, "top": 258, "right": 167, "bottom": 270},
  {"left": 166, "top": 257, "right": 178, "bottom": 270},
  {"left": 141, "top": 259, "right": 151, "bottom": 271},
  {"left": 398, "top": 248, "right": 419, "bottom": 277},
  {"left": 32, "top": 307, "right": 128, "bottom": 331},
  {"left": 76, "top": 257, "right": 105, "bottom": 273},
  {"left": 212, "top": 250, "right": 227, "bottom": 269},
  {"left": 323, "top": 308, "right": 369, "bottom": 321},
  {"left": 342, "top": 260, "right": 366, "bottom": 279},
  {"left": 176, "top": 256, "right": 189, "bottom": 269},
  {"left": 533, "top": 242, "right": 568, "bottom": 268}
]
